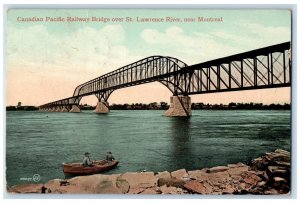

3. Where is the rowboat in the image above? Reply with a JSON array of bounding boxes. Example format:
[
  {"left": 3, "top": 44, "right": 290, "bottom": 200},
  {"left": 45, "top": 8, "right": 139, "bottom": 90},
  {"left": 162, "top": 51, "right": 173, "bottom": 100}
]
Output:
[{"left": 62, "top": 160, "right": 119, "bottom": 175}]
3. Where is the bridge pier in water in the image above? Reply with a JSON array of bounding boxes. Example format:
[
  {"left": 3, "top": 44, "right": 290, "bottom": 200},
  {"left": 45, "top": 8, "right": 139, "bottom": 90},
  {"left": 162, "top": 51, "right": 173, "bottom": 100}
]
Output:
[
  {"left": 69, "top": 105, "right": 81, "bottom": 113},
  {"left": 165, "top": 96, "right": 192, "bottom": 117},
  {"left": 93, "top": 101, "right": 109, "bottom": 114}
]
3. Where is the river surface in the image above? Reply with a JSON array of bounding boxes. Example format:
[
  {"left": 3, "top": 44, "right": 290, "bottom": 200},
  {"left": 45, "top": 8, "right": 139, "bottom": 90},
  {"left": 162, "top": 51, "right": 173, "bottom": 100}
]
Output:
[{"left": 6, "top": 110, "right": 290, "bottom": 187}]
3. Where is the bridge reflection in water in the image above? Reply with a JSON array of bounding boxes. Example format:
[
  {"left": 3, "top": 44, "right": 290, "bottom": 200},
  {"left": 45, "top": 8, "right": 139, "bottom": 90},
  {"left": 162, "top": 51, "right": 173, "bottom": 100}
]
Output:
[
  {"left": 169, "top": 117, "right": 193, "bottom": 170},
  {"left": 40, "top": 42, "right": 291, "bottom": 117}
]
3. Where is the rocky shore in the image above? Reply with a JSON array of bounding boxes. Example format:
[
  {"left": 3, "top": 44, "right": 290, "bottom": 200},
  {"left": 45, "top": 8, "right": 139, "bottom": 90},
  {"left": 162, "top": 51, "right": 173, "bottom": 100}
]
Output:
[{"left": 8, "top": 149, "right": 290, "bottom": 195}]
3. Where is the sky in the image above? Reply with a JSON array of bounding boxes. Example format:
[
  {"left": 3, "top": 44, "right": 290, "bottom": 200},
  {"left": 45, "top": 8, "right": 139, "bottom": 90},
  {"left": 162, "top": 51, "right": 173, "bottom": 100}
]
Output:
[{"left": 6, "top": 9, "right": 291, "bottom": 106}]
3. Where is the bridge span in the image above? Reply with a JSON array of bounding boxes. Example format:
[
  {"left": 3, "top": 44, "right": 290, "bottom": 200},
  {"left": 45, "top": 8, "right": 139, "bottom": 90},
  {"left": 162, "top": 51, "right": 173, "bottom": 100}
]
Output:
[{"left": 39, "top": 42, "right": 291, "bottom": 116}]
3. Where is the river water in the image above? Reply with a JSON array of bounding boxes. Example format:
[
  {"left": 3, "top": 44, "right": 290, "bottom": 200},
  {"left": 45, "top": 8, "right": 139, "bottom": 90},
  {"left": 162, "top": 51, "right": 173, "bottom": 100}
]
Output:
[{"left": 6, "top": 110, "right": 290, "bottom": 187}]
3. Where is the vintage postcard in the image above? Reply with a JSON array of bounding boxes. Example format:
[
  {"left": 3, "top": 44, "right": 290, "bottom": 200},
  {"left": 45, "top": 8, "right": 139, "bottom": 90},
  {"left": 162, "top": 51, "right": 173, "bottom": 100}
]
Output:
[{"left": 5, "top": 8, "right": 291, "bottom": 195}]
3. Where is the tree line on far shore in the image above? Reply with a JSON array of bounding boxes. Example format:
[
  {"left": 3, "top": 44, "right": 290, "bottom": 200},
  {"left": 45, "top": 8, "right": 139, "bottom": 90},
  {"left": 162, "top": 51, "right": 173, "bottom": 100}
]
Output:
[{"left": 6, "top": 102, "right": 291, "bottom": 111}]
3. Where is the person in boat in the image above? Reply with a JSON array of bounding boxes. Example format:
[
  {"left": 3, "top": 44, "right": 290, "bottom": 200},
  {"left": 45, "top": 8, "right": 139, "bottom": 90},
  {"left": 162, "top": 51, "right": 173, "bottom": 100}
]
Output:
[
  {"left": 83, "top": 152, "right": 93, "bottom": 167},
  {"left": 106, "top": 151, "right": 115, "bottom": 164}
]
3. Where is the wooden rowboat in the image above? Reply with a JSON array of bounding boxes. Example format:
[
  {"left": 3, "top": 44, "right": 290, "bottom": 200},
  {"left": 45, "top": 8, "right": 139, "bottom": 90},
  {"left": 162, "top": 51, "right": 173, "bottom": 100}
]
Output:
[{"left": 62, "top": 160, "right": 119, "bottom": 175}]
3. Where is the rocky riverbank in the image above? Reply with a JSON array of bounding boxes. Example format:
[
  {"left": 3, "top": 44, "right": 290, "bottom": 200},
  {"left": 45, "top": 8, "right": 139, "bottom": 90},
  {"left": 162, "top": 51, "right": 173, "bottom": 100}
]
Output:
[{"left": 8, "top": 149, "right": 290, "bottom": 195}]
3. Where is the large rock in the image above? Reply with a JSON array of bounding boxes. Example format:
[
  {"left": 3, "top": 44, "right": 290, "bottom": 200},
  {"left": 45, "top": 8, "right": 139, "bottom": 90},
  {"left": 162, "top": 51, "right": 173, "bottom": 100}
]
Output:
[
  {"left": 202, "top": 181, "right": 214, "bottom": 194},
  {"left": 159, "top": 185, "right": 180, "bottom": 194},
  {"left": 265, "top": 151, "right": 290, "bottom": 162},
  {"left": 9, "top": 184, "right": 44, "bottom": 193},
  {"left": 207, "top": 171, "right": 230, "bottom": 185},
  {"left": 273, "top": 160, "right": 290, "bottom": 167},
  {"left": 275, "top": 149, "right": 290, "bottom": 156},
  {"left": 156, "top": 171, "right": 171, "bottom": 180},
  {"left": 207, "top": 166, "right": 229, "bottom": 173},
  {"left": 238, "top": 182, "right": 252, "bottom": 192},
  {"left": 267, "top": 166, "right": 289, "bottom": 178},
  {"left": 121, "top": 172, "right": 156, "bottom": 190},
  {"left": 171, "top": 169, "right": 188, "bottom": 180},
  {"left": 157, "top": 177, "right": 186, "bottom": 188},
  {"left": 264, "top": 189, "right": 280, "bottom": 195},
  {"left": 250, "top": 157, "right": 269, "bottom": 171},
  {"left": 241, "top": 171, "right": 261, "bottom": 186},
  {"left": 227, "top": 164, "right": 249, "bottom": 176},
  {"left": 273, "top": 176, "right": 287, "bottom": 185},
  {"left": 222, "top": 184, "right": 236, "bottom": 194},
  {"left": 188, "top": 170, "right": 210, "bottom": 182},
  {"left": 184, "top": 181, "right": 206, "bottom": 194},
  {"left": 44, "top": 179, "right": 74, "bottom": 194},
  {"left": 116, "top": 178, "right": 130, "bottom": 194},
  {"left": 67, "top": 174, "right": 122, "bottom": 194}
]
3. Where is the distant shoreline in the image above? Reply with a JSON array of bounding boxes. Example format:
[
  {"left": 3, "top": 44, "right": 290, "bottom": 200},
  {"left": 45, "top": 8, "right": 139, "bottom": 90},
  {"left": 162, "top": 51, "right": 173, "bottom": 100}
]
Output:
[{"left": 6, "top": 102, "right": 291, "bottom": 111}]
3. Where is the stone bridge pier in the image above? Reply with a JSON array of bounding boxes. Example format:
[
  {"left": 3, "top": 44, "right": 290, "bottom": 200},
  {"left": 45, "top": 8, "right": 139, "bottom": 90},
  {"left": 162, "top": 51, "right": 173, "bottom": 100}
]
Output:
[
  {"left": 165, "top": 96, "right": 191, "bottom": 117},
  {"left": 93, "top": 101, "right": 109, "bottom": 114},
  {"left": 93, "top": 91, "right": 111, "bottom": 114},
  {"left": 69, "top": 105, "right": 81, "bottom": 113}
]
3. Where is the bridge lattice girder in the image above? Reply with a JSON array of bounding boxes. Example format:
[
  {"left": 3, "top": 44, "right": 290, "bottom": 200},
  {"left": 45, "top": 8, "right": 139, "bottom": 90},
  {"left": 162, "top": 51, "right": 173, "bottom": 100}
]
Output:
[
  {"left": 185, "top": 42, "right": 291, "bottom": 95},
  {"left": 40, "top": 42, "right": 291, "bottom": 108}
]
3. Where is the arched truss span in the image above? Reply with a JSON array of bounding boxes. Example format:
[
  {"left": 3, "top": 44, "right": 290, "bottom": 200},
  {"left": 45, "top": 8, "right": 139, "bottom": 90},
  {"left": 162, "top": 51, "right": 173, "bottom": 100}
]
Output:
[{"left": 72, "top": 55, "right": 188, "bottom": 102}]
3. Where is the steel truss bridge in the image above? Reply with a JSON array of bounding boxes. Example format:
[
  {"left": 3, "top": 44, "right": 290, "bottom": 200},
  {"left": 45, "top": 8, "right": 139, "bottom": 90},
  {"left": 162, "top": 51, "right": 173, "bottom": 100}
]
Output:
[{"left": 40, "top": 42, "right": 291, "bottom": 109}]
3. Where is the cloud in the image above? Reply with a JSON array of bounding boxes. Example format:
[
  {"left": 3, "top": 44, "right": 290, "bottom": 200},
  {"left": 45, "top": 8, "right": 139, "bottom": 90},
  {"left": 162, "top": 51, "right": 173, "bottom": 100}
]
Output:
[
  {"left": 142, "top": 26, "right": 200, "bottom": 49},
  {"left": 140, "top": 23, "right": 291, "bottom": 65},
  {"left": 6, "top": 24, "right": 133, "bottom": 78},
  {"left": 212, "top": 23, "right": 290, "bottom": 49},
  {"left": 240, "top": 22, "right": 290, "bottom": 45},
  {"left": 141, "top": 26, "right": 185, "bottom": 44},
  {"left": 141, "top": 26, "right": 240, "bottom": 64}
]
